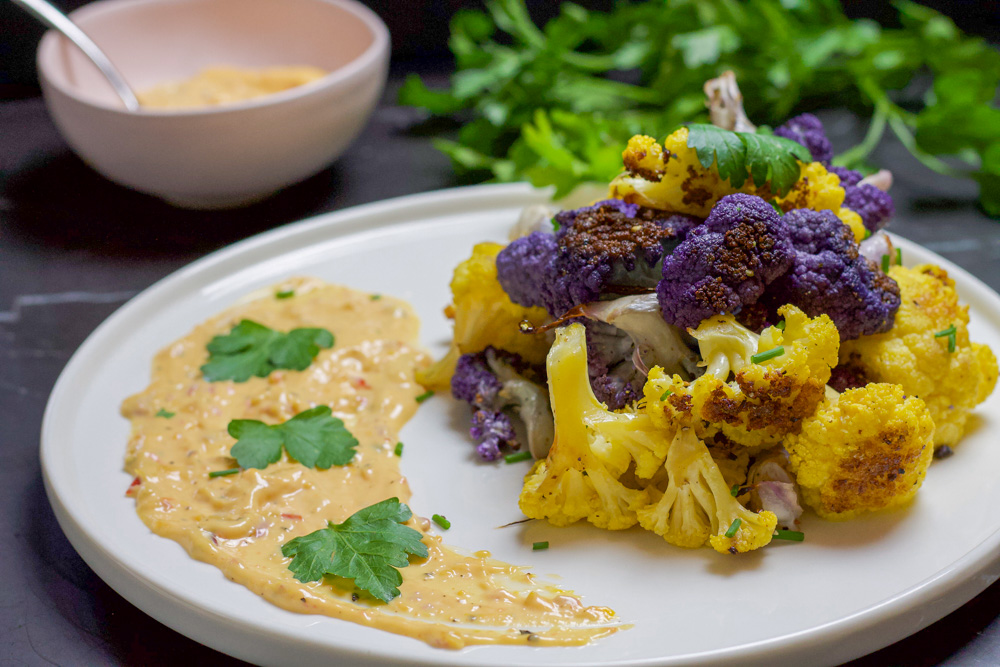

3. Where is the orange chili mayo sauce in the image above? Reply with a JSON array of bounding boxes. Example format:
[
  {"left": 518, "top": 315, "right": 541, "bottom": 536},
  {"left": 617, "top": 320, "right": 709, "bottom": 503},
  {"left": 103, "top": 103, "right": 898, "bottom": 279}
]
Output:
[
  {"left": 136, "top": 66, "right": 327, "bottom": 109},
  {"left": 121, "top": 277, "right": 620, "bottom": 649}
]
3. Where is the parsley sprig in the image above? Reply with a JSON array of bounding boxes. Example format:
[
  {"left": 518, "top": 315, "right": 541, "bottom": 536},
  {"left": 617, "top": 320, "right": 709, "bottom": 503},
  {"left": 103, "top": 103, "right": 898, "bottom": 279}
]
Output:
[
  {"left": 281, "top": 498, "right": 428, "bottom": 603},
  {"left": 399, "top": 0, "right": 1000, "bottom": 213},
  {"left": 685, "top": 124, "right": 810, "bottom": 196},
  {"left": 228, "top": 406, "right": 358, "bottom": 470},
  {"left": 201, "top": 320, "right": 334, "bottom": 382}
]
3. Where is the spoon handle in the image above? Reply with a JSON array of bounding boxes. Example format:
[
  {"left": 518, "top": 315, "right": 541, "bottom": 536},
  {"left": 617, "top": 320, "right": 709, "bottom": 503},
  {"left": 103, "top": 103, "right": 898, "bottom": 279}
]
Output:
[{"left": 13, "top": 0, "right": 140, "bottom": 111}]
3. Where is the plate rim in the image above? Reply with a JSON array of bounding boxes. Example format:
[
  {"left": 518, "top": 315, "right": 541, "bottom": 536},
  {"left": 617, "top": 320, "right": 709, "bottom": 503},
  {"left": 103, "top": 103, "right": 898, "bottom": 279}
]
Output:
[{"left": 40, "top": 182, "right": 1000, "bottom": 667}]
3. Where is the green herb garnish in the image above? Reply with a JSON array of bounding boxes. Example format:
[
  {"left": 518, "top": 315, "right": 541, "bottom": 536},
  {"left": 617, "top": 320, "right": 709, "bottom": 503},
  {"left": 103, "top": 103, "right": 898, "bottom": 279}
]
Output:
[
  {"left": 532, "top": 541, "right": 549, "bottom": 551},
  {"left": 155, "top": 408, "right": 175, "bottom": 418},
  {"left": 881, "top": 254, "right": 891, "bottom": 273},
  {"left": 394, "top": 442, "right": 404, "bottom": 457},
  {"left": 208, "top": 467, "right": 241, "bottom": 478},
  {"left": 228, "top": 405, "right": 358, "bottom": 470},
  {"left": 504, "top": 450, "right": 532, "bottom": 464},
  {"left": 751, "top": 346, "right": 784, "bottom": 364},
  {"left": 201, "top": 320, "right": 334, "bottom": 382},
  {"left": 432, "top": 514, "right": 451, "bottom": 529},
  {"left": 730, "top": 483, "right": 740, "bottom": 497},
  {"left": 275, "top": 290, "right": 295, "bottom": 299},
  {"left": 415, "top": 390, "right": 434, "bottom": 404},
  {"left": 370, "top": 294, "right": 382, "bottom": 301},
  {"left": 934, "top": 324, "right": 958, "bottom": 353},
  {"left": 896, "top": 247, "right": 903, "bottom": 266},
  {"left": 398, "top": 1, "right": 1000, "bottom": 213},
  {"left": 281, "top": 498, "right": 428, "bottom": 603},
  {"left": 724, "top": 518, "right": 742, "bottom": 538},
  {"left": 659, "top": 389, "right": 673, "bottom": 401},
  {"left": 686, "top": 124, "right": 810, "bottom": 196},
  {"left": 773, "top": 529, "right": 805, "bottom": 542},
  {"left": 775, "top": 320, "right": 786, "bottom": 331}
]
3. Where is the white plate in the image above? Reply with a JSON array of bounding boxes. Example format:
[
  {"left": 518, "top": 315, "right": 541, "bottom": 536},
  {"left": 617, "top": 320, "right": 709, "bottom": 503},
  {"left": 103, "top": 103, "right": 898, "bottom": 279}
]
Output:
[{"left": 42, "top": 183, "right": 1000, "bottom": 667}]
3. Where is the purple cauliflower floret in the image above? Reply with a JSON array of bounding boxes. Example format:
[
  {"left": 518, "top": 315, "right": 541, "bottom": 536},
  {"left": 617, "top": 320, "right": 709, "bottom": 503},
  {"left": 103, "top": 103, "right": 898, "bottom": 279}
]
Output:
[
  {"left": 767, "top": 208, "right": 900, "bottom": 340},
  {"left": 657, "top": 194, "right": 794, "bottom": 330},
  {"left": 774, "top": 113, "right": 833, "bottom": 164},
  {"left": 451, "top": 352, "right": 502, "bottom": 408},
  {"left": 496, "top": 200, "right": 699, "bottom": 317},
  {"left": 469, "top": 410, "right": 517, "bottom": 461},
  {"left": 828, "top": 166, "right": 895, "bottom": 233},
  {"left": 451, "top": 347, "right": 554, "bottom": 460},
  {"left": 843, "top": 182, "right": 895, "bottom": 233},
  {"left": 584, "top": 320, "right": 644, "bottom": 410},
  {"left": 828, "top": 165, "right": 863, "bottom": 187}
]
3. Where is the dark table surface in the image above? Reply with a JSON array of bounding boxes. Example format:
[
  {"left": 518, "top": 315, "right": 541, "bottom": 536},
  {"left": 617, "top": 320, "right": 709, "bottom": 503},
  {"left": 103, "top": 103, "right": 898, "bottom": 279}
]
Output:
[{"left": 3, "top": 66, "right": 1000, "bottom": 667}]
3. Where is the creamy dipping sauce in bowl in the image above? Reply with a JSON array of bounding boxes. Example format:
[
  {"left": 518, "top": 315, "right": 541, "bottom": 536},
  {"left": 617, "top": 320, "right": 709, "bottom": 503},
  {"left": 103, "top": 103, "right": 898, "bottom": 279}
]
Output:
[
  {"left": 120, "top": 277, "right": 620, "bottom": 648},
  {"left": 137, "top": 66, "right": 328, "bottom": 109}
]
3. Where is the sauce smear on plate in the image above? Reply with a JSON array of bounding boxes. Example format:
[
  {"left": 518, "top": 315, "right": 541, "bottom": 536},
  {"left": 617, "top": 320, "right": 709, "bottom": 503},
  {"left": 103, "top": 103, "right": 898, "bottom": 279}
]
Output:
[{"left": 121, "top": 277, "right": 619, "bottom": 648}]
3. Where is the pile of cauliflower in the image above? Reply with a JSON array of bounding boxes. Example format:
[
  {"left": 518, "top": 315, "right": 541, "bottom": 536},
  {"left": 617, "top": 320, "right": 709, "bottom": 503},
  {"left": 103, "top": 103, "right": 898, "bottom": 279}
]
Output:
[{"left": 419, "top": 86, "right": 997, "bottom": 555}]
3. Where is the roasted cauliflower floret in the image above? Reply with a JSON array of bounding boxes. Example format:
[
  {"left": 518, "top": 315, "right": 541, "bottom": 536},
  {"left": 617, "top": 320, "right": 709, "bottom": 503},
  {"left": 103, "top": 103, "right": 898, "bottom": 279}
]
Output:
[
  {"left": 785, "top": 383, "right": 934, "bottom": 520},
  {"left": 417, "top": 242, "right": 550, "bottom": 390},
  {"left": 610, "top": 129, "right": 848, "bottom": 219},
  {"left": 519, "top": 323, "right": 676, "bottom": 530},
  {"left": 644, "top": 305, "right": 838, "bottom": 450},
  {"left": 840, "top": 264, "right": 998, "bottom": 447},
  {"left": 637, "top": 427, "right": 776, "bottom": 553}
]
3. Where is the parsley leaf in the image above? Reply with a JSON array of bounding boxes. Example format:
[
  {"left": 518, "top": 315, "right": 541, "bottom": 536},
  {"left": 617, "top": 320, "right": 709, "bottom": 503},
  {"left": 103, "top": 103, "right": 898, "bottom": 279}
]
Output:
[
  {"left": 201, "top": 320, "right": 334, "bottom": 382},
  {"left": 685, "top": 124, "right": 811, "bottom": 196},
  {"left": 155, "top": 408, "right": 175, "bottom": 418},
  {"left": 281, "top": 498, "right": 429, "bottom": 603},
  {"left": 228, "top": 406, "right": 358, "bottom": 470}
]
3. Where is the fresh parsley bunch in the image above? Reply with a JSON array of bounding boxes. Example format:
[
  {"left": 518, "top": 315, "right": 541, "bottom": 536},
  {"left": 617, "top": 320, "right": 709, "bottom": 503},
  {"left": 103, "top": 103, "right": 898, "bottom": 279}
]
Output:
[{"left": 399, "top": 0, "right": 1000, "bottom": 213}]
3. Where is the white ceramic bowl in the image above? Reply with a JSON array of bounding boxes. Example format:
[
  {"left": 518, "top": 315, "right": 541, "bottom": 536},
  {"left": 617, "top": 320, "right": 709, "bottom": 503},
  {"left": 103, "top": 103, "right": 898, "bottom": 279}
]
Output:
[{"left": 37, "top": 0, "right": 389, "bottom": 209}]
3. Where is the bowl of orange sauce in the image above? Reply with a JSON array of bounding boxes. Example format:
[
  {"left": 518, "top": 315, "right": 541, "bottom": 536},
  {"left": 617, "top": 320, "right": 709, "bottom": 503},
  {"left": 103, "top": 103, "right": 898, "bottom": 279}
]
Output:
[{"left": 37, "top": 0, "right": 389, "bottom": 209}]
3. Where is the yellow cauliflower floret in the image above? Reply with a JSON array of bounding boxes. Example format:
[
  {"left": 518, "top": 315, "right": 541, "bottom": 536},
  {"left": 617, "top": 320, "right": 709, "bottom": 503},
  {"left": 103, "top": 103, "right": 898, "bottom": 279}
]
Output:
[
  {"left": 643, "top": 306, "right": 838, "bottom": 451},
  {"left": 771, "top": 161, "right": 845, "bottom": 214},
  {"left": 637, "top": 427, "right": 776, "bottom": 553},
  {"left": 519, "top": 324, "right": 673, "bottom": 530},
  {"left": 840, "top": 264, "right": 998, "bottom": 447},
  {"left": 611, "top": 128, "right": 738, "bottom": 217},
  {"left": 610, "top": 130, "right": 849, "bottom": 220},
  {"left": 417, "top": 242, "right": 550, "bottom": 391},
  {"left": 836, "top": 207, "right": 867, "bottom": 243},
  {"left": 786, "top": 383, "right": 934, "bottom": 520}
]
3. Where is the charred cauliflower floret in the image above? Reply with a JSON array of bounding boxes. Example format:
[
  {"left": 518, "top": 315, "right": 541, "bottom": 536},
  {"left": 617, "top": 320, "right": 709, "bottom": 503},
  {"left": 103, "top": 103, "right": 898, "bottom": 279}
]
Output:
[
  {"left": 840, "top": 264, "right": 998, "bottom": 447},
  {"left": 644, "top": 305, "right": 838, "bottom": 451},
  {"left": 519, "top": 323, "right": 676, "bottom": 530},
  {"left": 417, "top": 242, "right": 550, "bottom": 390},
  {"left": 609, "top": 129, "right": 849, "bottom": 220},
  {"left": 637, "top": 427, "right": 777, "bottom": 553},
  {"left": 785, "top": 383, "right": 934, "bottom": 520}
]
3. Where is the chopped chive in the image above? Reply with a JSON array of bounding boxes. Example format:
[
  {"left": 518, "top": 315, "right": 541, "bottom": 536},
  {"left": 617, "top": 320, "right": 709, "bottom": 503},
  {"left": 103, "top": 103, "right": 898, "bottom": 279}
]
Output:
[
  {"left": 881, "top": 254, "right": 891, "bottom": 273},
  {"left": 863, "top": 228, "right": 871, "bottom": 240},
  {"left": 370, "top": 294, "right": 382, "bottom": 301},
  {"left": 773, "top": 529, "right": 805, "bottom": 542},
  {"left": 730, "top": 483, "right": 740, "bottom": 497},
  {"left": 659, "top": 389, "right": 673, "bottom": 401},
  {"left": 724, "top": 518, "right": 742, "bottom": 538},
  {"left": 432, "top": 514, "right": 450, "bottom": 529},
  {"left": 769, "top": 200, "right": 783, "bottom": 215},
  {"left": 505, "top": 450, "right": 532, "bottom": 464},
  {"left": 209, "top": 468, "right": 240, "bottom": 478},
  {"left": 415, "top": 390, "right": 434, "bottom": 403},
  {"left": 394, "top": 442, "right": 403, "bottom": 456},
  {"left": 751, "top": 346, "right": 784, "bottom": 364},
  {"left": 934, "top": 325, "right": 957, "bottom": 353},
  {"left": 774, "top": 319, "right": 786, "bottom": 330},
  {"left": 532, "top": 541, "right": 549, "bottom": 551},
  {"left": 155, "top": 408, "right": 175, "bottom": 418},
  {"left": 275, "top": 289, "right": 295, "bottom": 299},
  {"left": 896, "top": 247, "right": 902, "bottom": 266}
]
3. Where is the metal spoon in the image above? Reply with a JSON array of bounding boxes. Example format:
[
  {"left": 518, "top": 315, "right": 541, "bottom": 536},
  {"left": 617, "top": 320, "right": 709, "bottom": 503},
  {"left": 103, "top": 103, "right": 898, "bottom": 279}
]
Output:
[{"left": 12, "top": 0, "right": 140, "bottom": 111}]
